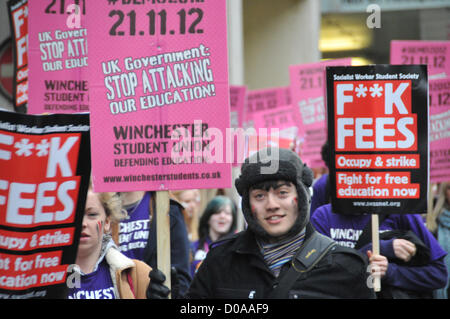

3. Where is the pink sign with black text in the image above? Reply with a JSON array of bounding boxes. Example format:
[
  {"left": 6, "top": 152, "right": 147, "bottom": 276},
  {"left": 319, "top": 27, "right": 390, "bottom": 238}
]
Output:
[
  {"left": 243, "top": 86, "right": 291, "bottom": 129},
  {"left": 250, "top": 103, "right": 300, "bottom": 154},
  {"left": 289, "top": 58, "right": 352, "bottom": 168},
  {"left": 87, "top": 0, "right": 231, "bottom": 192},
  {"left": 390, "top": 40, "right": 450, "bottom": 78},
  {"left": 429, "top": 77, "right": 450, "bottom": 183},
  {"left": 28, "top": 0, "right": 89, "bottom": 114}
]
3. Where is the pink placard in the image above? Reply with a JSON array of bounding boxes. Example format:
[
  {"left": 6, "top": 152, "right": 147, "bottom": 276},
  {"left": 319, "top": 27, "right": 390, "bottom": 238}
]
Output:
[
  {"left": 87, "top": 1, "right": 230, "bottom": 192},
  {"left": 390, "top": 40, "right": 450, "bottom": 77},
  {"left": 28, "top": 1, "right": 88, "bottom": 114},
  {"left": 8, "top": 0, "right": 28, "bottom": 113},
  {"left": 252, "top": 104, "right": 300, "bottom": 140},
  {"left": 243, "top": 86, "right": 291, "bottom": 128},
  {"left": 429, "top": 77, "right": 450, "bottom": 183},
  {"left": 289, "top": 58, "right": 352, "bottom": 168},
  {"left": 230, "top": 85, "right": 247, "bottom": 129}
]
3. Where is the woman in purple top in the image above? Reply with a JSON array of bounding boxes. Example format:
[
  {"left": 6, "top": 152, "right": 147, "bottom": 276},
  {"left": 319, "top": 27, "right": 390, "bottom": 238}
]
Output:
[
  {"left": 311, "top": 203, "right": 448, "bottom": 298},
  {"left": 190, "top": 196, "right": 237, "bottom": 277},
  {"left": 67, "top": 185, "right": 152, "bottom": 299},
  {"left": 113, "top": 191, "right": 192, "bottom": 297}
]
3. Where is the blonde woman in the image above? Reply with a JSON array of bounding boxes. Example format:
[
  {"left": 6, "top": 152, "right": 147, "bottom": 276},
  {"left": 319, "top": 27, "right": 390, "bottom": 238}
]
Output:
[{"left": 68, "top": 185, "right": 165, "bottom": 299}]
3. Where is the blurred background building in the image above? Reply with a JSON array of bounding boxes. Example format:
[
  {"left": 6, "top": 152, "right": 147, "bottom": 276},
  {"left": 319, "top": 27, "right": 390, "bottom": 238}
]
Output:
[{"left": 231, "top": 0, "right": 450, "bottom": 90}]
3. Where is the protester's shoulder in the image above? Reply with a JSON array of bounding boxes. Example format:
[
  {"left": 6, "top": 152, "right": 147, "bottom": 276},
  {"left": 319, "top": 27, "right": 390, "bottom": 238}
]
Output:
[
  {"left": 311, "top": 203, "right": 332, "bottom": 220},
  {"left": 168, "top": 199, "right": 187, "bottom": 223},
  {"left": 207, "top": 232, "right": 243, "bottom": 256},
  {"left": 313, "top": 173, "right": 328, "bottom": 188},
  {"left": 169, "top": 198, "right": 184, "bottom": 212},
  {"left": 315, "top": 203, "right": 332, "bottom": 214}
]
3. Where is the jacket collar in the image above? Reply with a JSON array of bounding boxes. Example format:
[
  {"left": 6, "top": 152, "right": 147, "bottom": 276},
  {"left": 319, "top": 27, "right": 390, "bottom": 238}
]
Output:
[
  {"left": 230, "top": 223, "right": 316, "bottom": 277},
  {"left": 105, "top": 245, "right": 135, "bottom": 273},
  {"left": 233, "top": 223, "right": 316, "bottom": 255}
]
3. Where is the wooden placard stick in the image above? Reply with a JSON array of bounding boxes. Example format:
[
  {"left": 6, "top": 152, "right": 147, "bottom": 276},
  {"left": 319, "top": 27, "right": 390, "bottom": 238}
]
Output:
[
  {"left": 428, "top": 183, "right": 434, "bottom": 215},
  {"left": 371, "top": 214, "right": 381, "bottom": 292},
  {"left": 156, "top": 190, "right": 171, "bottom": 298},
  {"left": 426, "top": 183, "right": 435, "bottom": 230}
]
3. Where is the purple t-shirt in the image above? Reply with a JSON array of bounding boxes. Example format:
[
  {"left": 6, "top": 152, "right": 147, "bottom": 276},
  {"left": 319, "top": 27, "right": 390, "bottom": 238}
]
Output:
[
  {"left": 118, "top": 192, "right": 151, "bottom": 260},
  {"left": 311, "top": 204, "right": 446, "bottom": 260},
  {"left": 67, "top": 259, "right": 116, "bottom": 299},
  {"left": 311, "top": 204, "right": 448, "bottom": 291}
]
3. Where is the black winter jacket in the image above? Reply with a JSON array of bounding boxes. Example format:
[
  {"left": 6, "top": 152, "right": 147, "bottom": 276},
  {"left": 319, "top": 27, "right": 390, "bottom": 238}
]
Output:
[{"left": 187, "top": 223, "right": 376, "bottom": 299}]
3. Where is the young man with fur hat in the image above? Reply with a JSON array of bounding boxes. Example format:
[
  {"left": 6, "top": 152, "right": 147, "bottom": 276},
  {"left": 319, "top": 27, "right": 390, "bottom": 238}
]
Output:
[{"left": 186, "top": 147, "right": 376, "bottom": 299}]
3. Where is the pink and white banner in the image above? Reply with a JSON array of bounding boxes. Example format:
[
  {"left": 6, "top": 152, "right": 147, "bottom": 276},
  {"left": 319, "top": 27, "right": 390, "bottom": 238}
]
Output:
[
  {"left": 250, "top": 103, "right": 300, "bottom": 155},
  {"left": 390, "top": 40, "right": 450, "bottom": 78},
  {"left": 252, "top": 104, "right": 300, "bottom": 140},
  {"left": 243, "top": 86, "right": 291, "bottom": 129},
  {"left": 289, "top": 58, "right": 352, "bottom": 168},
  {"left": 28, "top": 0, "right": 88, "bottom": 114},
  {"left": 429, "top": 77, "right": 450, "bottom": 183},
  {"left": 87, "top": 0, "right": 230, "bottom": 192}
]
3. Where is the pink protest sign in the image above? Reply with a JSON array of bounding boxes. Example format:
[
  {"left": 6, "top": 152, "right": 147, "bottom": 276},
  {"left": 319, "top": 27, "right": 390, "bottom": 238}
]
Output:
[
  {"left": 390, "top": 40, "right": 450, "bottom": 77},
  {"left": 252, "top": 104, "right": 300, "bottom": 140},
  {"left": 244, "top": 104, "right": 300, "bottom": 159},
  {"left": 289, "top": 58, "right": 352, "bottom": 168},
  {"left": 429, "top": 77, "right": 450, "bottom": 183},
  {"left": 7, "top": 0, "right": 28, "bottom": 113},
  {"left": 28, "top": 1, "right": 88, "bottom": 114},
  {"left": 87, "top": 1, "right": 230, "bottom": 192},
  {"left": 243, "top": 86, "right": 291, "bottom": 128}
]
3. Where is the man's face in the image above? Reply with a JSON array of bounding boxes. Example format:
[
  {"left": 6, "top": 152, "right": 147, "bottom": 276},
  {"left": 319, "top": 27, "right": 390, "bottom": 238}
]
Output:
[{"left": 249, "top": 181, "right": 298, "bottom": 242}]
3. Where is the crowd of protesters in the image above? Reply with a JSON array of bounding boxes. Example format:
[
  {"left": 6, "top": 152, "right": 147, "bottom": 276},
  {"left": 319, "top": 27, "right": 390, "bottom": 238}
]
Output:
[{"left": 67, "top": 142, "right": 449, "bottom": 299}]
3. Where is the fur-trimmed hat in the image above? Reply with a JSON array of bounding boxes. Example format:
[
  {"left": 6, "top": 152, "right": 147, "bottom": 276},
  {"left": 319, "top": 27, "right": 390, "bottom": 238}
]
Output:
[{"left": 235, "top": 147, "right": 314, "bottom": 240}]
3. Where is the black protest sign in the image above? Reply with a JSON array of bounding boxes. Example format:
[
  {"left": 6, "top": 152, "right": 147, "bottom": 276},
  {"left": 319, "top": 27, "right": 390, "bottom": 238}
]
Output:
[
  {"left": 326, "top": 65, "right": 428, "bottom": 215},
  {"left": 0, "top": 110, "right": 90, "bottom": 298}
]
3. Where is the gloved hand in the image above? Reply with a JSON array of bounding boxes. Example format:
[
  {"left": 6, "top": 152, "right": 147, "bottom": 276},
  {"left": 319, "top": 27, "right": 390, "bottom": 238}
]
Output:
[
  {"left": 146, "top": 267, "right": 181, "bottom": 299},
  {"left": 146, "top": 269, "right": 170, "bottom": 299}
]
